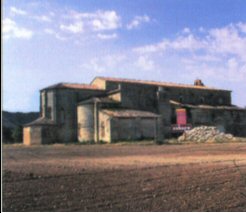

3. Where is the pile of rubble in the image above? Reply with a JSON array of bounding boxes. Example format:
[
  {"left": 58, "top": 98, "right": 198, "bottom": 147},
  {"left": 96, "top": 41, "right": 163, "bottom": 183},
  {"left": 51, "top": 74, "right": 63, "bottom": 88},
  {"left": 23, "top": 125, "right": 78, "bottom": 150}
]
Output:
[{"left": 178, "top": 126, "right": 237, "bottom": 143}]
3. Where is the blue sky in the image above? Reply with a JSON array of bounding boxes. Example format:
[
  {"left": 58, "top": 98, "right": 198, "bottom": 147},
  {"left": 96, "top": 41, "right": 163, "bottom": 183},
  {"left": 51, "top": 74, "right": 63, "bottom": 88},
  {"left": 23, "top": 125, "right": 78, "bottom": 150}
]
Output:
[{"left": 3, "top": 0, "right": 246, "bottom": 112}]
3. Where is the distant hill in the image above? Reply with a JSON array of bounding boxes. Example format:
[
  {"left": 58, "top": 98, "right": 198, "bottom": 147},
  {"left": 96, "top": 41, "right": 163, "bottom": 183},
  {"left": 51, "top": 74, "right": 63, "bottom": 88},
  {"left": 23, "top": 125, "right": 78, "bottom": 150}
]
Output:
[
  {"left": 2, "top": 111, "right": 39, "bottom": 143},
  {"left": 3, "top": 111, "right": 40, "bottom": 128}
]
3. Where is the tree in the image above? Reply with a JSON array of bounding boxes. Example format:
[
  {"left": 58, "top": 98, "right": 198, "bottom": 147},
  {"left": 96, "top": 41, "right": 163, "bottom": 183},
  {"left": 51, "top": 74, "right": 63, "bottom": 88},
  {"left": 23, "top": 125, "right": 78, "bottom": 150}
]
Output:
[
  {"left": 3, "top": 127, "right": 13, "bottom": 143},
  {"left": 11, "top": 126, "right": 23, "bottom": 142}
]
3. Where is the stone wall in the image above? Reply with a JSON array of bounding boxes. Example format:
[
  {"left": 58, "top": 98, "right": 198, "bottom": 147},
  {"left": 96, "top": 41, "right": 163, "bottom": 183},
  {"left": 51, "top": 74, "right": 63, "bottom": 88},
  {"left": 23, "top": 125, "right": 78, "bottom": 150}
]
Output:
[
  {"left": 104, "top": 82, "right": 158, "bottom": 112},
  {"left": 164, "top": 87, "right": 231, "bottom": 106},
  {"left": 41, "top": 88, "right": 105, "bottom": 143},
  {"left": 110, "top": 117, "right": 157, "bottom": 142},
  {"left": 99, "top": 111, "right": 111, "bottom": 143},
  {"left": 23, "top": 126, "right": 42, "bottom": 145},
  {"left": 120, "top": 83, "right": 157, "bottom": 112},
  {"left": 107, "top": 91, "right": 121, "bottom": 102},
  {"left": 98, "top": 79, "right": 232, "bottom": 107},
  {"left": 77, "top": 104, "right": 95, "bottom": 142},
  {"left": 23, "top": 125, "right": 58, "bottom": 145},
  {"left": 41, "top": 126, "right": 58, "bottom": 144},
  {"left": 91, "top": 78, "right": 107, "bottom": 89},
  {"left": 190, "top": 108, "right": 246, "bottom": 137}
]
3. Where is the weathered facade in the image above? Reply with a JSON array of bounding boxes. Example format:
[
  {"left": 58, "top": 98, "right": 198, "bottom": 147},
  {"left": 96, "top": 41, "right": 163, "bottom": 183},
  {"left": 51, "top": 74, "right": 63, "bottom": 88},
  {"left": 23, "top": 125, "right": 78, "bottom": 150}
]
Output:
[{"left": 23, "top": 77, "right": 246, "bottom": 145}]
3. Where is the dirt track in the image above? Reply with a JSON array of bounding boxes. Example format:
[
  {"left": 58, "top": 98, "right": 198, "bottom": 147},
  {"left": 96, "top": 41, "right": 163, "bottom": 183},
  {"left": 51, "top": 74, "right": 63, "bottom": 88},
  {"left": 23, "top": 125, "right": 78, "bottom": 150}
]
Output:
[{"left": 2, "top": 143, "right": 246, "bottom": 211}]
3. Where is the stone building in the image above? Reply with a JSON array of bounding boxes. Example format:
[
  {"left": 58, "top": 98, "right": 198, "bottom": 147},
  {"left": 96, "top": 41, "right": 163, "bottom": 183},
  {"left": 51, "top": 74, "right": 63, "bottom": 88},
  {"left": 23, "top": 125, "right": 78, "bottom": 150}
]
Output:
[{"left": 23, "top": 77, "right": 246, "bottom": 145}]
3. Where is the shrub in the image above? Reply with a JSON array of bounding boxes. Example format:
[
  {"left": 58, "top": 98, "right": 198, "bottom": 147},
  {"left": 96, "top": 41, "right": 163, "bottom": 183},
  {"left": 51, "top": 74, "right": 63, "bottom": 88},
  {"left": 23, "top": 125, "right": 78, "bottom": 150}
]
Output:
[
  {"left": 3, "top": 127, "right": 13, "bottom": 143},
  {"left": 11, "top": 126, "right": 23, "bottom": 142}
]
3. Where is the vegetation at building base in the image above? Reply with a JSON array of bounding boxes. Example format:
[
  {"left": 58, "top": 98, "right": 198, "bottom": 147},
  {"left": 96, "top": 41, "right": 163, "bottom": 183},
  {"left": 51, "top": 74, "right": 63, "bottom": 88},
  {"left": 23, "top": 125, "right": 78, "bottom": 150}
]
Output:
[
  {"left": 3, "top": 126, "right": 23, "bottom": 143},
  {"left": 12, "top": 126, "right": 23, "bottom": 142},
  {"left": 3, "top": 127, "right": 14, "bottom": 143}
]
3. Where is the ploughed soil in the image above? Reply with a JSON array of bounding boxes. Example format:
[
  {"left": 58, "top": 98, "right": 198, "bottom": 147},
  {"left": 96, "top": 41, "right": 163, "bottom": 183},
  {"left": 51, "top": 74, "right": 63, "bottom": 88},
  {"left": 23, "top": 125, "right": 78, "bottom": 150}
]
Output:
[{"left": 2, "top": 143, "right": 246, "bottom": 211}]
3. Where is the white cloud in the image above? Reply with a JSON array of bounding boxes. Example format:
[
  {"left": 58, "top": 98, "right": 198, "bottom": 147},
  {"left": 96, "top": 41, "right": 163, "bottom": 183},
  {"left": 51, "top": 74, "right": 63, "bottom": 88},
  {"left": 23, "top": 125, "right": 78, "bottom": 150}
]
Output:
[
  {"left": 237, "top": 22, "right": 246, "bottom": 33},
  {"left": 183, "top": 57, "right": 246, "bottom": 82},
  {"left": 97, "top": 33, "right": 118, "bottom": 40},
  {"left": 134, "top": 34, "right": 205, "bottom": 54},
  {"left": 133, "top": 39, "right": 169, "bottom": 53},
  {"left": 182, "top": 54, "right": 221, "bottom": 64},
  {"left": 10, "top": 5, "right": 52, "bottom": 22},
  {"left": 172, "top": 34, "right": 205, "bottom": 50},
  {"left": 64, "top": 10, "right": 121, "bottom": 31},
  {"left": 208, "top": 25, "right": 246, "bottom": 61},
  {"left": 58, "top": 10, "right": 121, "bottom": 36},
  {"left": 182, "top": 27, "right": 191, "bottom": 34},
  {"left": 60, "top": 21, "right": 83, "bottom": 33},
  {"left": 44, "top": 28, "right": 55, "bottom": 34},
  {"left": 44, "top": 28, "right": 67, "bottom": 41},
  {"left": 5, "top": 7, "right": 121, "bottom": 41},
  {"left": 81, "top": 54, "right": 126, "bottom": 73},
  {"left": 3, "top": 18, "right": 33, "bottom": 40},
  {"left": 91, "top": 11, "right": 121, "bottom": 31},
  {"left": 135, "top": 56, "right": 155, "bottom": 71},
  {"left": 33, "top": 15, "right": 52, "bottom": 22},
  {"left": 227, "top": 57, "right": 238, "bottom": 71},
  {"left": 199, "top": 27, "right": 205, "bottom": 32},
  {"left": 127, "top": 15, "right": 150, "bottom": 30},
  {"left": 10, "top": 6, "right": 27, "bottom": 16},
  {"left": 134, "top": 23, "right": 246, "bottom": 59},
  {"left": 83, "top": 58, "right": 106, "bottom": 73},
  {"left": 133, "top": 22, "right": 246, "bottom": 83}
]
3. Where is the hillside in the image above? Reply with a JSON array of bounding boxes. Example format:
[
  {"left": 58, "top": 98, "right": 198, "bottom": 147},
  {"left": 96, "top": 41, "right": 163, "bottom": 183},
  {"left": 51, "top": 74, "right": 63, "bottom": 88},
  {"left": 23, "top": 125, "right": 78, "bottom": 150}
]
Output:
[
  {"left": 2, "top": 111, "right": 39, "bottom": 142},
  {"left": 3, "top": 111, "right": 39, "bottom": 128}
]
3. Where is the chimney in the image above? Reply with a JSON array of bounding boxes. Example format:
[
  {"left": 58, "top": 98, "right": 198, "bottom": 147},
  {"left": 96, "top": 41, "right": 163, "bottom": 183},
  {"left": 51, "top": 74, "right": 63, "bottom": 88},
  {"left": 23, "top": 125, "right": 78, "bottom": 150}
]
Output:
[{"left": 194, "top": 79, "right": 205, "bottom": 86}]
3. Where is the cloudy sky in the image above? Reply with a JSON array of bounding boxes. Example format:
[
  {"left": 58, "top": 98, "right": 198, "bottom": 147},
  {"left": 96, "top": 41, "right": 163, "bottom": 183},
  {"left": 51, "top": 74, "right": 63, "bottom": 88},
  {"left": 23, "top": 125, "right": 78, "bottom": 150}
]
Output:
[{"left": 3, "top": 0, "right": 246, "bottom": 112}]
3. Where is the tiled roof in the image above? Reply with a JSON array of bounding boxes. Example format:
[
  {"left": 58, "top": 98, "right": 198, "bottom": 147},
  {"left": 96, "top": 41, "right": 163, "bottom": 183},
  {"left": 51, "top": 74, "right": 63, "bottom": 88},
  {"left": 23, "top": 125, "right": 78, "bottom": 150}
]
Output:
[
  {"left": 101, "top": 109, "right": 159, "bottom": 118},
  {"left": 94, "top": 77, "right": 230, "bottom": 91},
  {"left": 24, "top": 117, "right": 56, "bottom": 126},
  {"left": 41, "top": 83, "right": 103, "bottom": 91}
]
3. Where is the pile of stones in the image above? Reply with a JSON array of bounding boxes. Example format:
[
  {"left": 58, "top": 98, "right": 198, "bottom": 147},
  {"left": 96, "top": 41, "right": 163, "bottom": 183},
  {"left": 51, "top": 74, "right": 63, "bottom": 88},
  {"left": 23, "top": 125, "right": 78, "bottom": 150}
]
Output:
[{"left": 178, "top": 126, "right": 236, "bottom": 143}]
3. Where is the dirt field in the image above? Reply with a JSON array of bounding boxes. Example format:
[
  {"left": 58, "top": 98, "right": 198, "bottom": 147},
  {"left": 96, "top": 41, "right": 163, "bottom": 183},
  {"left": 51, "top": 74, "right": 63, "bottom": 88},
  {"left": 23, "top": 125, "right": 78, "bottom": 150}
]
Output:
[{"left": 2, "top": 143, "right": 246, "bottom": 211}]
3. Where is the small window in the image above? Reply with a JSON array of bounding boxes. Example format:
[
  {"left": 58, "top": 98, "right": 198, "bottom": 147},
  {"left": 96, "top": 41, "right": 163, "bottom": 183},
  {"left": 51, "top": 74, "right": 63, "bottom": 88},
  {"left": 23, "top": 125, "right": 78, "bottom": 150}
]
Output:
[
  {"left": 179, "top": 96, "right": 184, "bottom": 103},
  {"left": 211, "top": 112, "right": 216, "bottom": 120}
]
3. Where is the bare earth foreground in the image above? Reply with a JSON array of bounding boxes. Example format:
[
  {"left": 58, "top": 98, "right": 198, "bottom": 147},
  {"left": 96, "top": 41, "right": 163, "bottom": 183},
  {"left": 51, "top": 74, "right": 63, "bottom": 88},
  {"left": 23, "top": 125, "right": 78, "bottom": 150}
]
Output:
[{"left": 2, "top": 143, "right": 246, "bottom": 211}]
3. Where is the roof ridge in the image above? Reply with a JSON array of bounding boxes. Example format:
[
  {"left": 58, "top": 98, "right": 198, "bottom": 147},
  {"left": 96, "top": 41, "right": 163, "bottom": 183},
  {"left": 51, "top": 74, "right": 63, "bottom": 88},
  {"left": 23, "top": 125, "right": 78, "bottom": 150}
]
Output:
[
  {"left": 41, "top": 82, "right": 103, "bottom": 91},
  {"left": 95, "top": 76, "right": 231, "bottom": 91}
]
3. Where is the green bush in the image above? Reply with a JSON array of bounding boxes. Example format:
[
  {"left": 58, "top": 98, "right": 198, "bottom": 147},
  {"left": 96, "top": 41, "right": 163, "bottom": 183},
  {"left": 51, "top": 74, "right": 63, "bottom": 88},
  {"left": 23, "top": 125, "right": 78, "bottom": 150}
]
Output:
[
  {"left": 3, "top": 127, "right": 13, "bottom": 143},
  {"left": 11, "top": 126, "right": 23, "bottom": 142}
]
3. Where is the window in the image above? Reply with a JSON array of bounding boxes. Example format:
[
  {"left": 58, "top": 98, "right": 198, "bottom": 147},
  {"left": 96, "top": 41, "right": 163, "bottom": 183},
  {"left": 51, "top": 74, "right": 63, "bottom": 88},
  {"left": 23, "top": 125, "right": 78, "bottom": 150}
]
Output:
[
  {"left": 179, "top": 96, "right": 184, "bottom": 103},
  {"left": 211, "top": 112, "right": 216, "bottom": 121}
]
